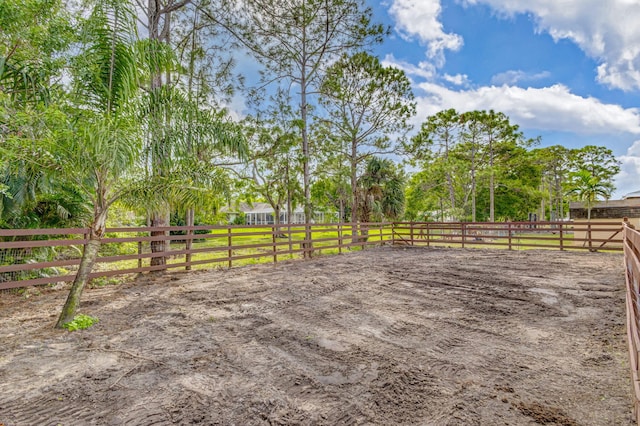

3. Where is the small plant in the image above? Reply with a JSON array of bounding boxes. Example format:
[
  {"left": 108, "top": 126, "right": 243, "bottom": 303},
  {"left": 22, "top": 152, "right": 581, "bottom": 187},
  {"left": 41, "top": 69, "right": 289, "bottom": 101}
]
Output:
[
  {"left": 89, "top": 276, "right": 122, "bottom": 288},
  {"left": 61, "top": 314, "right": 99, "bottom": 331}
]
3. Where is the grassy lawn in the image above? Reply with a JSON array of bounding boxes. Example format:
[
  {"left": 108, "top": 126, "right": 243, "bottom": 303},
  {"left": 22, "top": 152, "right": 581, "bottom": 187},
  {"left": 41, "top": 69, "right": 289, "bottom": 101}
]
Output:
[
  {"left": 87, "top": 224, "right": 622, "bottom": 281},
  {"left": 137, "top": 225, "right": 394, "bottom": 271}
]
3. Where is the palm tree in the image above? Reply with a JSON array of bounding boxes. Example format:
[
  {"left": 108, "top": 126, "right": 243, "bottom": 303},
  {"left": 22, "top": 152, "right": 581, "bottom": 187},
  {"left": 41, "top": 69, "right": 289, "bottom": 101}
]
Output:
[
  {"left": 50, "top": 0, "right": 142, "bottom": 327},
  {"left": 356, "top": 157, "right": 405, "bottom": 241},
  {"left": 566, "top": 169, "right": 611, "bottom": 220},
  {"left": 2, "top": 0, "right": 247, "bottom": 327},
  {"left": 566, "top": 169, "right": 611, "bottom": 251}
]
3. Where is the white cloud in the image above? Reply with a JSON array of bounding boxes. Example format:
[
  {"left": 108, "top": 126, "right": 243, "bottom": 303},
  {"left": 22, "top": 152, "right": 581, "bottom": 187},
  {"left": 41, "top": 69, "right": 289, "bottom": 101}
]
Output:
[
  {"left": 491, "top": 70, "right": 551, "bottom": 86},
  {"left": 414, "top": 82, "right": 640, "bottom": 135},
  {"left": 443, "top": 73, "right": 470, "bottom": 86},
  {"left": 387, "top": 0, "right": 463, "bottom": 65},
  {"left": 615, "top": 140, "right": 640, "bottom": 197},
  {"left": 382, "top": 54, "right": 437, "bottom": 80},
  {"left": 463, "top": 0, "right": 640, "bottom": 91}
]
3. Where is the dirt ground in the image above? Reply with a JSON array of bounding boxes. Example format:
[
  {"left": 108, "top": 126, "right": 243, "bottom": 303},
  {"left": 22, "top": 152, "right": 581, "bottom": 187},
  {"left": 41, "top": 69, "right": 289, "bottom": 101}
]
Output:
[{"left": 0, "top": 247, "right": 634, "bottom": 425}]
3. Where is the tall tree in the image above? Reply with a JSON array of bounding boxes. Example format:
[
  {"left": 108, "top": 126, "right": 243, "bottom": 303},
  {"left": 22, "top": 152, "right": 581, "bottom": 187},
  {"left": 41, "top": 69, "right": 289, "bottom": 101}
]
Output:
[
  {"left": 138, "top": 0, "right": 193, "bottom": 266},
  {"left": 533, "top": 145, "right": 571, "bottom": 220},
  {"left": 476, "top": 110, "right": 528, "bottom": 222},
  {"left": 569, "top": 145, "right": 620, "bottom": 194},
  {"left": 318, "top": 52, "right": 414, "bottom": 239},
  {"left": 20, "top": 0, "right": 143, "bottom": 327},
  {"left": 220, "top": 0, "right": 385, "bottom": 251},
  {"left": 456, "top": 112, "right": 485, "bottom": 222},
  {"left": 243, "top": 115, "right": 302, "bottom": 228},
  {"left": 406, "top": 109, "right": 538, "bottom": 221},
  {"left": 405, "top": 109, "right": 464, "bottom": 215}
]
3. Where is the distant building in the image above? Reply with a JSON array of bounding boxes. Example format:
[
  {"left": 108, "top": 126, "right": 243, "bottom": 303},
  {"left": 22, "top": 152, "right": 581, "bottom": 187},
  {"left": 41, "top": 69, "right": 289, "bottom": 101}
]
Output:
[
  {"left": 222, "top": 202, "right": 336, "bottom": 225},
  {"left": 624, "top": 190, "right": 640, "bottom": 200},
  {"left": 244, "top": 203, "right": 306, "bottom": 225},
  {"left": 569, "top": 192, "right": 640, "bottom": 247},
  {"left": 569, "top": 195, "right": 640, "bottom": 223}
]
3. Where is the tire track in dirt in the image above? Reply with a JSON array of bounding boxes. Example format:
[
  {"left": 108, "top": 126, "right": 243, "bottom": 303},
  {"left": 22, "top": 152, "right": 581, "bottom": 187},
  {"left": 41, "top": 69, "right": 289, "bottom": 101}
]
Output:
[
  {"left": 0, "top": 247, "right": 633, "bottom": 425},
  {"left": 1, "top": 395, "right": 112, "bottom": 426}
]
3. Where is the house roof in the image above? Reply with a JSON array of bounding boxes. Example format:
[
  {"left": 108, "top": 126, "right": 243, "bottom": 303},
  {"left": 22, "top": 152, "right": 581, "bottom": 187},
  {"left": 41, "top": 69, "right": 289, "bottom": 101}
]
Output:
[
  {"left": 624, "top": 190, "right": 640, "bottom": 199},
  {"left": 244, "top": 203, "right": 304, "bottom": 214},
  {"left": 221, "top": 202, "right": 305, "bottom": 215}
]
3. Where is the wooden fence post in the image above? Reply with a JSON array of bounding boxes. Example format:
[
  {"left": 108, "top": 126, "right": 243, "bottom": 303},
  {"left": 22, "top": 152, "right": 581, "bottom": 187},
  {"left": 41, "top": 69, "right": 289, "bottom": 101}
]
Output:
[
  {"left": 227, "top": 227, "right": 232, "bottom": 268},
  {"left": 272, "top": 224, "right": 277, "bottom": 263},
  {"left": 138, "top": 241, "right": 143, "bottom": 269},
  {"left": 559, "top": 223, "right": 564, "bottom": 251},
  {"left": 508, "top": 223, "right": 512, "bottom": 250},
  {"left": 410, "top": 222, "right": 414, "bottom": 246},
  {"left": 461, "top": 223, "right": 466, "bottom": 248},
  {"left": 288, "top": 223, "right": 293, "bottom": 256},
  {"left": 588, "top": 222, "right": 593, "bottom": 252},
  {"left": 185, "top": 224, "right": 193, "bottom": 271},
  {"left": 426, "top": 223, "right": 430, "bottom": 248},
  {"left": 391, "top": 222, "right": 395, "bottom": 245}
]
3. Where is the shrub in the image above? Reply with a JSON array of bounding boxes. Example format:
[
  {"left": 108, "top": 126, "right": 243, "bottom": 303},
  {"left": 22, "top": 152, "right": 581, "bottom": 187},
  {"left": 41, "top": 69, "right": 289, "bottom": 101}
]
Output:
[{"left": 61, "top": 314, "right": 99, "bottom": 331}]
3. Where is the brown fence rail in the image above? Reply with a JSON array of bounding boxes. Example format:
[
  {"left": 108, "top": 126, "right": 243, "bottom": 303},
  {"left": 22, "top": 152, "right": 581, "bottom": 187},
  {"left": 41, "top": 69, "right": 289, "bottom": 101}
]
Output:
[
  {"left": 623, "top": 223, "right": 640, "bottom": 422},
  {"left": 0, "top": 222, "right": 393, "bottom": 290},
  {"left": 0, "top": 220, "right": 623, "bottom": 290},
  {"left": 392, "top": 220, "right": 623, "bottom": 252}
]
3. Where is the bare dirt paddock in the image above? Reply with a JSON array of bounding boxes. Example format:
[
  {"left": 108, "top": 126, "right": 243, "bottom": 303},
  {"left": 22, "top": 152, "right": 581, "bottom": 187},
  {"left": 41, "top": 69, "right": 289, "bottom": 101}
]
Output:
[{"left": 0, "top": 247, "right": 634, "bottom": 425}]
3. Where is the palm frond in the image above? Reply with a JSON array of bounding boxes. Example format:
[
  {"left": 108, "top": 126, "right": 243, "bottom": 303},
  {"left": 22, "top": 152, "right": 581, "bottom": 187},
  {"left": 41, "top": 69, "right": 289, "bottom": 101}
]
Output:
[{"left": 73, "top": 0, "right": 139, "bottom": 114}]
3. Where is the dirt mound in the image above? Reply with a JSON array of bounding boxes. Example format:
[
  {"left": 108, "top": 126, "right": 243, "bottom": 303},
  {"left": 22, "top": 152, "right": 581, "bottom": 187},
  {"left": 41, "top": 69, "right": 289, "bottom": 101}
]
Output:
[{"left": 0, "top": 247, "right": 633, "bottom": 425}]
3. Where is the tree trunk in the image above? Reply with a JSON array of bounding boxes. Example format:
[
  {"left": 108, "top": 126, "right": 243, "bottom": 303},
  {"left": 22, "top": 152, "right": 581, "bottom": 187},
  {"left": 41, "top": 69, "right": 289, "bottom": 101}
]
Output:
[
  {"left": 300, "top": 27, "right": 313, "bottom": 258},
  {"left": 150, "top": 210, "right": 169, "bottom": 268},
  {"left": 146, "top": 0, "right": 176, "bottom": 269},
  {"left": 471, "top": 163, "right": 476, "bottom": 223},
  {"left": 56, "top": 207, "right": 107, "bottom": 328},
  {"left": 286, "top": 174, "right": 293, "bottom": 252},
  {"left": 185, "top": 208, "right": 194, "bottom": 270},
  {"left": 350, "top": 138, "right": 359, "bottom": 243},
  {"left": 489, "top": 139, "right": 494, "bottom": 222},
  {"left": 443, "top": 140, "right": 456, "bottom": 216},
  {"left": 273, "top": 204, "right": 285, "bottom": 238}
]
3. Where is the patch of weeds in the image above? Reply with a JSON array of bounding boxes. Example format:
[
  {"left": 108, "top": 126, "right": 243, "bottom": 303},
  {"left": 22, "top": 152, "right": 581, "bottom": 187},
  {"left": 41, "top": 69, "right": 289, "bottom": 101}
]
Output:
[
  {"left": 89, "top": 276, "right": 123, "bottom": 288},
  {"left": 62, "top": 314, "right": 99, "bottom": 331},
  {"left": 15, "top": 287, "right": 42, "bottom": 299}
]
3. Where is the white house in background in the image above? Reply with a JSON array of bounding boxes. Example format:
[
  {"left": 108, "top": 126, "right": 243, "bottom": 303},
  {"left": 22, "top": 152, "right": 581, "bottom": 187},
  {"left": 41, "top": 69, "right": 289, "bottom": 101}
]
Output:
[
  {"left": 223, "top": 202, "right": 336, "bottom": 225},
  {"left": 244, "top": 203, "right": 306, "bottom": 225}
]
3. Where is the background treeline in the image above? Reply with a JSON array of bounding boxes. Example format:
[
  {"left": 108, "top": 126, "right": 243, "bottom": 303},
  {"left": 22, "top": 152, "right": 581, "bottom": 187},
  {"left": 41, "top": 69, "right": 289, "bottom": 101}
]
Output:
[{"left": 0, "top": 0, "right": 619, "bottom": 233}]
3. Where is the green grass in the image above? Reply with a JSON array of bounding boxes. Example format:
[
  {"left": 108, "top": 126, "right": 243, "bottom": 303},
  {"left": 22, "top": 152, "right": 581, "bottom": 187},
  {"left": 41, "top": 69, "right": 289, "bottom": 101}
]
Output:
[{"left": 85, "top": 224, "right": 625, "bottom": 286}]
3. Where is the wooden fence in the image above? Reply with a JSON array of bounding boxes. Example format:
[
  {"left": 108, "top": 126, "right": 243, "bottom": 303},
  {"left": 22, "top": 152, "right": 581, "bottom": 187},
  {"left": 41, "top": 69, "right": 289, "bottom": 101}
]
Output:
[
  {"left": 0, "top": 220, "right": 624, "bottom": 291},
  {"left": 392, "top": 220, "right": 624, "bottom": 251},
  {"left": 623, "top": 223, "right": 640, "bottom": 422},
  {"left": 0, "top": 222, "right": 392, "bottom": 290}
]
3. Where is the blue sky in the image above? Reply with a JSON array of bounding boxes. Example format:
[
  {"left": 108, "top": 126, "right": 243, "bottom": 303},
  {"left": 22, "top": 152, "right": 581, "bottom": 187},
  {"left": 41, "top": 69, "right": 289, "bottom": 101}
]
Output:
[{"left": 368, "top": 0, "right": 640, "bottom": 198}]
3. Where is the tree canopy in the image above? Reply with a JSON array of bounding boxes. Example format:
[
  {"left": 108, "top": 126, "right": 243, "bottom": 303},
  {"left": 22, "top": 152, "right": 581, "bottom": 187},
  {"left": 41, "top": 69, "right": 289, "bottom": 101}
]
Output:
[{"left": 0, "top": 0, "right": 625, "bottom": 326}]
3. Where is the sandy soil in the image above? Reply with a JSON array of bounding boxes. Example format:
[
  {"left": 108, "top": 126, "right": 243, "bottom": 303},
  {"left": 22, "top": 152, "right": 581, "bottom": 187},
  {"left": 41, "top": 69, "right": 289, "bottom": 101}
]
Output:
[{"left": 0, "top": 247, "right": 634, "bottom": 425}]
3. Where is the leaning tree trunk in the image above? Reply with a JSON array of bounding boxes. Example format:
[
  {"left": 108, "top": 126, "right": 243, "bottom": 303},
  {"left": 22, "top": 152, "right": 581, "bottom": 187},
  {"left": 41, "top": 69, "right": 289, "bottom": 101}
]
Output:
[{"left": 56, "top": 208, "right": 107, "bottom": 328}]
